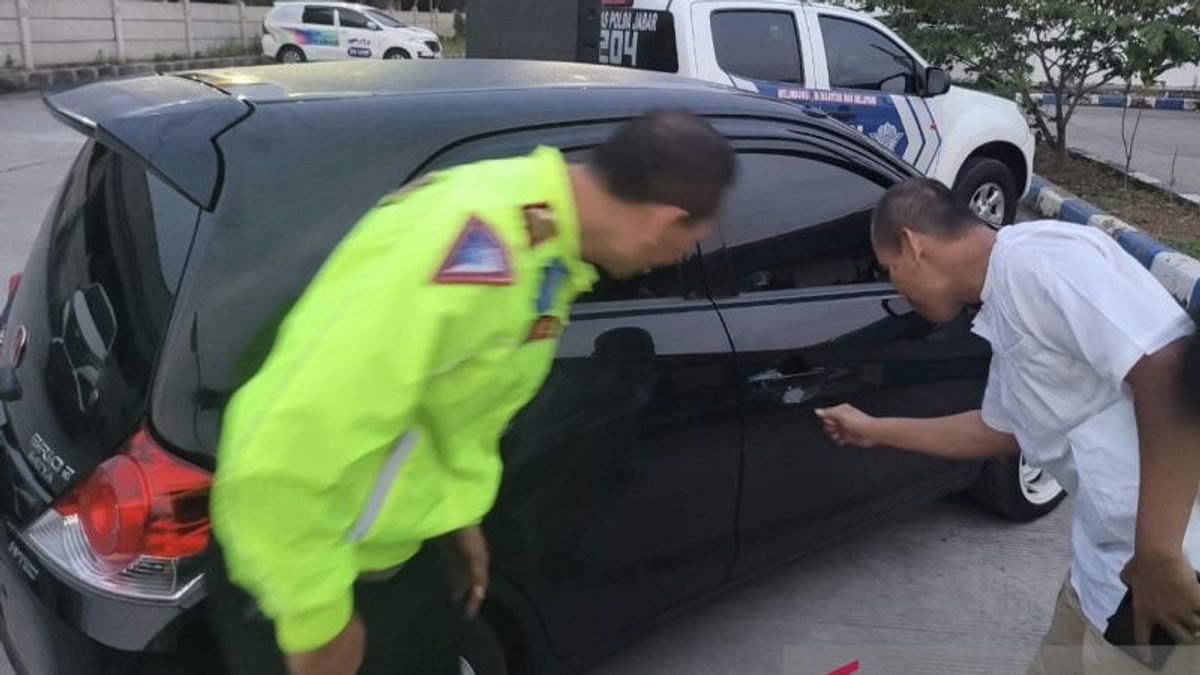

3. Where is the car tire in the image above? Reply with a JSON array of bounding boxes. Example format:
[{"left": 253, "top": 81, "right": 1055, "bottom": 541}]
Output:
[
  {"left": 276, "top": 45, "right": 306, "bottom": 64},
  {"left": 953, "top": 156, "right": 1019, "bottom": 226},
  {"left": 459, "top": 619, "right": 508, "bottom": 675},
  {"left": 968, "top": 453, "right": 1066, "bottom": 522},
  {"left": 384, "top": 48, "right": 412, "bottom": 60}
]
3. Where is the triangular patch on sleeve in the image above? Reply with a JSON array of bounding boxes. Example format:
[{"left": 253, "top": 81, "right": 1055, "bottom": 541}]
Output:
[{"left": 433, "top": 216, "right": 514, "bottom": 285}]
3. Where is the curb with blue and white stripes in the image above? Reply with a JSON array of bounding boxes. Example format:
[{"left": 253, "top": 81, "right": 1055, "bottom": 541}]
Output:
[
  {"left": 1028, "top": 92, "right": 1200, "bottom": 111},
  {"left": 1022, "top": 176, "right": 1200, "bottom": 312}
]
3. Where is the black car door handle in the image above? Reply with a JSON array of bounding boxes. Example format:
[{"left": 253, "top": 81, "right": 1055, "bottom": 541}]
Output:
[
  {"left": 748, "top": 367, "right": 832, "bottom": 385},
  {"left": 828, "top": 108, "right": 856, "bottom": 121},
  {"left": 748, "top": 366, "right": 855, "bottom": 406}
]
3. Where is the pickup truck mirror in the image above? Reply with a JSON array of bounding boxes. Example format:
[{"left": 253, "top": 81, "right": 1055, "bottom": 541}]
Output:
[{"left": 924, "top": 67, "right": 951, "bottom": 97}]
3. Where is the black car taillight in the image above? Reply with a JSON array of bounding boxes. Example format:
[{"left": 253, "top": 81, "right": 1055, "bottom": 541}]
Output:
[{"left": 23, "top": 424, "right": 212, "bottom": 600}]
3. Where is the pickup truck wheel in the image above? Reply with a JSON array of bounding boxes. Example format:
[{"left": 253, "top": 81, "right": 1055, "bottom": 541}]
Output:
[
  {"left": 969, "top": 454, "right": 1066, "bottom": 522},
  {"left": 954, "top": 157, "right": 1019, "bottom": 226}
]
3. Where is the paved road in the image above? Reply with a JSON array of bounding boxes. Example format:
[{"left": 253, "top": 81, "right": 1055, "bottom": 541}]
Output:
[
  {"left": 0, "top": 90, "right": 1076, "bottom": 675},
  {"left": 1066, "top": 107, "right": 1200, "bottom": 198},
  {"left": 0, "top": 93, "right": 86, "bottom": 282}
]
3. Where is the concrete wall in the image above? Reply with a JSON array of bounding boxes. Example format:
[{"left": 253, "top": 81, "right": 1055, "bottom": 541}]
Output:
[{"left": 0, "top": 1, "right": 456, "bottom": 70}]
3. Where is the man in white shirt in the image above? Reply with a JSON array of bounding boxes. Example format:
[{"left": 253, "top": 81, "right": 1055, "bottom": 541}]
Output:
[{"left": 816, "top": 178, "right": 1200, "bottom": 673}]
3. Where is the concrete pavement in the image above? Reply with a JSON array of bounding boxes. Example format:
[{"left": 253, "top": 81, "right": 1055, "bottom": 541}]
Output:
[
  {"left": 585, "top": 497, "right": 1072, "bottom": 675},
  {"left": 1065, "top": 107, "right": 1200, "bottom": 198},
  {"left": 0, "top": 92, "right": 86, "bottom": 283}
]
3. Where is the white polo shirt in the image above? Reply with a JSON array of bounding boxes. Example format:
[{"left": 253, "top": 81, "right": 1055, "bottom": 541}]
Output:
[{"left": 971, "top": 220, "right": 1200, "bottom": 631}]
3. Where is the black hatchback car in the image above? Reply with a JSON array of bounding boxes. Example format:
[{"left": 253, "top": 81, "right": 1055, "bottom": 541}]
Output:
[{"left": 0, "top": 60, "right": 1065, "bottom": 675}]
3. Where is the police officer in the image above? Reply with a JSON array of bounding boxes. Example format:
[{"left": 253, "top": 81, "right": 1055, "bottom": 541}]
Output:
[
  {"left": 817, "top": 178, "right": 1200, "bottom": 673},
  {"left": 206, "top": 109, "right": 735, "bottom": 675}
]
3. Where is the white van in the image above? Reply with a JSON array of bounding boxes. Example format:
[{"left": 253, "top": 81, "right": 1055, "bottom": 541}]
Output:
[
  {"left": 598, "top": 0, "right": 1035, "bottom": 225},
  {"left": 262, "top": 2, "right": 441, "bottom": 63}
]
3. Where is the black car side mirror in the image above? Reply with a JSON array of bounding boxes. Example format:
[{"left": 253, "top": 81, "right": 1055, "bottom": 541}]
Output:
[{"left": 923, "top": 67, "right": 951, "bottom": 97}]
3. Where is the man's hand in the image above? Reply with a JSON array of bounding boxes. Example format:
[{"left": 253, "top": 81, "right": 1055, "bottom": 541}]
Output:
[
  {"left": 285, "top": 613, "right": 366, "bottom": 675},
  {"left": 815, "top": 404, "right": 880, "bottom": 448},
  {"left": 1123, "top": 552, "right": 1200, "bottom": 658},
  {"left": 813, "top": 407, "right": 1017, "bottom": 460},
  {"left": 441, "top": 525, "right": 489, "bottom": 620}
]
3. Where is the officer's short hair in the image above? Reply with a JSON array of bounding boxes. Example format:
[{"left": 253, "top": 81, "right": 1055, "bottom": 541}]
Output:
[
  {"left": 589, "top": 108, "right": 735, "bottom": 222},
  {"left": 871, "top": 177, "right": 985, "bottom": 252}
]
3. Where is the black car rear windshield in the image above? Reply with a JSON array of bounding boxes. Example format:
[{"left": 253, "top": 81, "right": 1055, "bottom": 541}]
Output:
[{"left": 44, "top": 142, "right": 198, "bottom": 440}]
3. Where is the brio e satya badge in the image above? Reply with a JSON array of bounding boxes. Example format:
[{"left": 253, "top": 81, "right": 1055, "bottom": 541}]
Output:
[
  {"left": 522, "top": 203, "right": 558, "bottom": 247},
  {"left": 525, "top": 316, "right": 562, "bottom": 342}
]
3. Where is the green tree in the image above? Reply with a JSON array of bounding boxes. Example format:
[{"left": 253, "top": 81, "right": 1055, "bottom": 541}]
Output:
[{"left": 851, "top": 1, "right": 1200, "bottom": 160}]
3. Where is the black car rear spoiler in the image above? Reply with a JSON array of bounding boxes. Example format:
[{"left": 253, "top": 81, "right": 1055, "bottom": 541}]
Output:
[{"left": 43, "top": 74, "right": 252, "bottom": 210}]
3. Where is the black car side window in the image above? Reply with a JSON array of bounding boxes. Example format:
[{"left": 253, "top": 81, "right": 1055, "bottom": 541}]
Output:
[
  {"left": 715, "top": 152, "right": 887, "bottom": 293},
  {"left": 561, "top": 148, "right": 690, "bottom": 304},
  {"left": 303, "top": 6, "right": 335, "bottom": 26},
  {"left": 711, "top": 10, "right": 803, "bottom": 84},
  {"left": 820, "top": 16, "right": 917, "bottom": 94},
  {"left": 577, "top": 266, "right": 687, "bottom": 304}
]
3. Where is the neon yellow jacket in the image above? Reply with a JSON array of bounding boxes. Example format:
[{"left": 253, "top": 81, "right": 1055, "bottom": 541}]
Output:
[{"left": 211, "top": 147, "right": 597, "bottom": 653}]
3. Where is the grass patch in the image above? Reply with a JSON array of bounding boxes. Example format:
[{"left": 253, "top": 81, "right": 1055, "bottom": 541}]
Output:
[
  {"left": 1034, "top": 145, "right": 1200, "bottom": 255},
  {"left": 441, "top": 35, "right": 465, "bottom": 58},
  {"left": 201, "top": 40, "right": 261, "bottom": 60}
]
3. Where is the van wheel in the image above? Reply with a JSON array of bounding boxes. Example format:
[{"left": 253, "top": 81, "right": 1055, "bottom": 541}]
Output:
[
  {"left": 384, "top": 48, "right": 412, "bottom": 60},
  {"left": 969, "top": 454, "right": 1066, "bottom": 522},
  {"left": 953, "top": 157, "right": 1019, "bottom": 226},
  {"left": 458, "top": 619, "right": 508, "bottom": 675},
  {"left": 277, "top": 45, "right": 306, "bottom": 64}
]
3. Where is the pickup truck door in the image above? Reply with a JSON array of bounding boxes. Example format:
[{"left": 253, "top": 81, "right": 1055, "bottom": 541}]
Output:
[
  {"left": 690, "top": 1, "right": 816, "bottom": 90},
  {"left": 800, "top": 5, "right": 944, "bottom": 173}
]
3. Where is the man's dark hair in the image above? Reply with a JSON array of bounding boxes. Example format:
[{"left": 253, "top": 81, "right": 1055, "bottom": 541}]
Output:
[
  {"left": 588, "top": 108, "right": 735, "bottom": 221},
  {"left": 871, "top": 177, "right": 987, "bottom": 251}
]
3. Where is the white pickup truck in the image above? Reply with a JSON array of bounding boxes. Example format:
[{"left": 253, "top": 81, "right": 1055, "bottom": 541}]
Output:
[{"left": 598, "top": 0, "right": 1034, "bottom": 225}]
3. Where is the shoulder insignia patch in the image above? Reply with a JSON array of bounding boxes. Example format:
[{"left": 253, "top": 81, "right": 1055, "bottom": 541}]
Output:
[
  {"left": 434, "top": 216, "right": 513, "bottom": 285},
  {"left": 525, "top": 315, "right": 563, "bottom": 342},
  {"left": 522, "top": 202, "right": 559, "bottom": 247},
  {"left": 536, "top": 258, "right": 569, "bottom": 314}
]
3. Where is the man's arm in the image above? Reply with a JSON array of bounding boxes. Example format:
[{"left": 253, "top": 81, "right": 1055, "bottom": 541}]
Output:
[
  {"left": 1124, "top": 339, "right": 1200, "bottom": 649},
  {"left": 816, "top": 406, "right": 1018, "bottom": 460}
]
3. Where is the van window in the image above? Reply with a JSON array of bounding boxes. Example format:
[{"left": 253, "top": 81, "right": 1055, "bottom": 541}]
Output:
[
  {"left": 338, "top": 9, "right": 372, "bottom": 30},
  {"left": 303, "top": 6, "right": 335, "bottom": 26}
]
